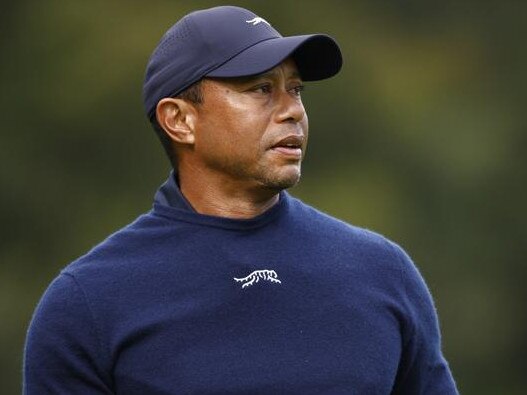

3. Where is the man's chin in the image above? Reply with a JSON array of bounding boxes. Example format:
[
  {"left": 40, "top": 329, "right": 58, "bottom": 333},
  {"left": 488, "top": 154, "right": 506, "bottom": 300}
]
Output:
[{"left": 260, "top": 169, "right": 301, "bottom": 192}]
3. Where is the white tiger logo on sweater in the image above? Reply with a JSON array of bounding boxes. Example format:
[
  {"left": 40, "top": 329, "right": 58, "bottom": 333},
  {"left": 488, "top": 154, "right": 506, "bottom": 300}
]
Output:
[{"left": 234, "top": 270, "right": 282, "bottom": 289}]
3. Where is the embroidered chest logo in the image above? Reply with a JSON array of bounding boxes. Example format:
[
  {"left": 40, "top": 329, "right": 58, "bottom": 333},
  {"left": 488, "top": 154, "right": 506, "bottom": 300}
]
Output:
[
  {"left": 234, "top": 269, "right": 282, "bottom": 289},
  {"left": 246, "top": 17, "right": 271, "bottom": 26}
]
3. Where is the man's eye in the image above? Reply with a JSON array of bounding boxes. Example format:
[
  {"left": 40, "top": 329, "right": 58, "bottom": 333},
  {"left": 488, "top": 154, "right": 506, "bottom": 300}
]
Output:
[
  {"left": 253, "top": 84, "right": 272, "bottom": 94},
  {"left": 291, "top": 85, "right": 305, "bottom": 96}
]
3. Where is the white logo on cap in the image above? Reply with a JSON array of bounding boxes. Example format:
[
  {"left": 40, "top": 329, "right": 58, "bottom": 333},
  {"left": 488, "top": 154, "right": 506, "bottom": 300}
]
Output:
[{"left": 246, "top": 17, "right": 270, "bottom": 26}]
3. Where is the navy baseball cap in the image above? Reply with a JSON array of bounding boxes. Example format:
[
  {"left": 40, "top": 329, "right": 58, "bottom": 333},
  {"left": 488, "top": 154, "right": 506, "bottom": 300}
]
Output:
[{"left": 143, "top": 6, "right": 342, "bottom": 119}]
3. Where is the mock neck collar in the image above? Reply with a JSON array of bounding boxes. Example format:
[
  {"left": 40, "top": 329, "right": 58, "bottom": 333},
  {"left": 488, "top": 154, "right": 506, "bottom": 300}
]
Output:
[
  {"left": 153, "top": 171, "right": 197, "bottom": 212},
  {"left": 152, "top": 171, "right": 289, "bottom": 230}
]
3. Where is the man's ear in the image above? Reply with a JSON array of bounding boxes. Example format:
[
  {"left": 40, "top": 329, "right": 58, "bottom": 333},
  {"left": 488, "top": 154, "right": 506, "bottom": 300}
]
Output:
[{"left": 155, "top": 98, "right": 197, "bottom": 145}]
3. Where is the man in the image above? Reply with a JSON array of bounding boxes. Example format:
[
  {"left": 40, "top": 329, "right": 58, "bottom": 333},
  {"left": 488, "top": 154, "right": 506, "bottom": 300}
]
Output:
[{"left": 24, "top": 6, "right": 458, "bottom": 394}]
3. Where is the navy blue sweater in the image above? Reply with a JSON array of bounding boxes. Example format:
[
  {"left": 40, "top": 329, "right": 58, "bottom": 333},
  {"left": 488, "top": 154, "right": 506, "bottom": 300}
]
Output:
[{"left": 24, "top": 173, "right": 458, "bottom": 394}]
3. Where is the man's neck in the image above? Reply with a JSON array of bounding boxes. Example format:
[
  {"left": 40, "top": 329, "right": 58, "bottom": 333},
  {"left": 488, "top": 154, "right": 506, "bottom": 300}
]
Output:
[{"left": 177, "top": 167, "right": 280, "bottom": 219}]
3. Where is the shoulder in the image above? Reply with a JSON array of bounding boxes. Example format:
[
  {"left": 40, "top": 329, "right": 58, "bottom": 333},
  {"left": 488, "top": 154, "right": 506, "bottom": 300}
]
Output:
[
  {"left": 287, "top": 194, "right": 406, "bottom": 261},
  {"left": 62, "top": 210, "right": 178, "bottom": 280}
]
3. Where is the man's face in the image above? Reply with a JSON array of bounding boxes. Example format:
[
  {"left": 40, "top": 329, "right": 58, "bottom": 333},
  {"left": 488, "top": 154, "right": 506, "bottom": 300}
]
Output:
[{"left": 191, "top": 58, "right": 308, "bottom": 192}]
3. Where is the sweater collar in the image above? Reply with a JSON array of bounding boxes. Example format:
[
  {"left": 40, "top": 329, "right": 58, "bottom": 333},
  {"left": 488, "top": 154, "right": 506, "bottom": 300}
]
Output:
[
  {"left": 152, "top": 171, "right": 289, "bottom": 230},
  {"left": 153, "top": 171, "right": 196, "bottom": 212}
]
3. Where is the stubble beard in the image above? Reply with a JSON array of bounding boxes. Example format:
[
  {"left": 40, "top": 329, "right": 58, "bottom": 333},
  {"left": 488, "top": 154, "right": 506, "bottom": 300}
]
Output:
[
  {"left": 204, "top": 152, "right": 303, "bottom": 193},
  {"left": 248, "top": 161, "right": 302, "bottom": 192}
]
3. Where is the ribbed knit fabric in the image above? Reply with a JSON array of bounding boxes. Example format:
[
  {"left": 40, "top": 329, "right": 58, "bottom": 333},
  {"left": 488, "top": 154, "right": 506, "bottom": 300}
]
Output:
[{"left": 24, "top": 172, "right": 458, "bottom": 394}]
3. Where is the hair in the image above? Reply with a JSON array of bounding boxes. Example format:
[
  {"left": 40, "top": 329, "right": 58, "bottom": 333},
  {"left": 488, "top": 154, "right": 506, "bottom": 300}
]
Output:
[{"left": 150, "top": 80, "right": 204, "bottom": 168}]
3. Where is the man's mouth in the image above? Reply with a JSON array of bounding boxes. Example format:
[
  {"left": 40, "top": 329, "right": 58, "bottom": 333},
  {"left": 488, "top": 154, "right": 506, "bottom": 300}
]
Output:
[{"left": 270, "top": 135, "right": 304, "bottom": 158}]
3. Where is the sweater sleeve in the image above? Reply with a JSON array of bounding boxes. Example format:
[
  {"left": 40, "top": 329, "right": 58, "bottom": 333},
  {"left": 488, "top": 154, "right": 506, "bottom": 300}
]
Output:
[
  {"left": 23, "top": 273, "right": 114, "bottom": 394},
  {"left": 390, "top": 244, "right": 459, "bottom": 395}
]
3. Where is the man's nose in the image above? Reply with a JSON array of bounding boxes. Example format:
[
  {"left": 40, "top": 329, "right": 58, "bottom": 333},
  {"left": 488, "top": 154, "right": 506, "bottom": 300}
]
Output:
[{"left": 275, "top": 89, "right": 306, "bottom": 124}]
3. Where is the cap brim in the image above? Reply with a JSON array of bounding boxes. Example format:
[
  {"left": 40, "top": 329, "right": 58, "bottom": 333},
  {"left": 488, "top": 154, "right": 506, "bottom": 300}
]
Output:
[{"left": 206, "top": 34, "right": 342, "bottom": 81}]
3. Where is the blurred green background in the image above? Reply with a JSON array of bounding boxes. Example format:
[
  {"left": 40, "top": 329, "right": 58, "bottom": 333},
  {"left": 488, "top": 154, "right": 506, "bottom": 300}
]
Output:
[{"left": 1, "top": 0, "right": 525, "bottom": 393}]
